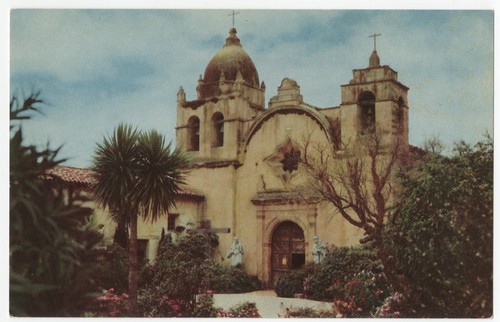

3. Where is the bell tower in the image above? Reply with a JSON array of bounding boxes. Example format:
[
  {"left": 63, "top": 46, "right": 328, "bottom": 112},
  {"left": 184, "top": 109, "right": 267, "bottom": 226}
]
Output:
[
  {"left": 339, "top": 36, "right": 409, "bottom": 151},
  {"left": 176, "top": 28, "right": 266, "bottom": 163}
]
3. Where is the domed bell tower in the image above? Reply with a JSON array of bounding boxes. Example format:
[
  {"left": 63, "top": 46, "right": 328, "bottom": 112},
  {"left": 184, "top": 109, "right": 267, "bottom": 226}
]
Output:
[
  {"left": 176, "top": 28, "right": 266, "bottom": 162},
  {"left": 340, "top": 35, "right": 409, "bottom": 152}
]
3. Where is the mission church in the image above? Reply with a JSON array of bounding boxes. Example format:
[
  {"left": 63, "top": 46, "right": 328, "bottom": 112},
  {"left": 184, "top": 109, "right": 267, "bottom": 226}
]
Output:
[{"left": 48, "top": 26, "right": 409, "bottom": 286}]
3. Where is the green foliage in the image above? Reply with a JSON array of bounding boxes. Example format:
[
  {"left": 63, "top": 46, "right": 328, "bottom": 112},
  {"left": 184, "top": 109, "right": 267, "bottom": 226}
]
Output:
[
  {"left": 306, "top": 246, "right": 382, "bottom": 302},
  {"left": 191, "top": 293, "right": 219, "bottom": 317},
  {"left": 10, "top": 93, "right": 103, "bottom": 316},
  {"left": 281, "top": 306, "right": 338, "bottom": 318},
  {"left": 217, "top": 301, "right": 261, "bottom": 318},
  {"left": 207, "top": 263, "right": 261, "bottom": 294},
  {"left": 137, "top": 288, "right": 184, "bottom": 317},
  {"left": 91, "top": 123, "right": 190, "bottom": 313},
  {"left": 385, "top": 136, "right": 493, "bottom": 317},
  {"left": 138, "top": 233, "right": 260, "bottom": 316},
  {"left": 87, "top": 288, "right": 131, "bottom": 317},
  {"left": 90, "top": 244, "right": 129, "bottom": 293},
  {"left": 91, "top": 123, "right": 190, "bottom": 223},
  {"left": 275, "top": 268, "right": 310, "bottom": 298},
  {"left": 330, "top": 269, "right": 389, "bottom": 317},
  {"left": 291, "top": 246, "right": 391, "bottom": 317},
  {"left": 142, "top": 233, "right": 208, "bottom": 309}
]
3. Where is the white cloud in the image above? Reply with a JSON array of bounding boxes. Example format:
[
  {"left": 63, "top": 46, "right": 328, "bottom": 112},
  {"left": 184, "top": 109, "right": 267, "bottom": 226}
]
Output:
[{"left": 10, "top": 10, "right": 493, "bottom": 167}]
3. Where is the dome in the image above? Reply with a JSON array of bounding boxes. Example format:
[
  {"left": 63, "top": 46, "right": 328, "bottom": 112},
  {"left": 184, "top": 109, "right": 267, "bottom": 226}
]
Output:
[{"left": 200, "top": 28, "right": 260, "bottom": 98}]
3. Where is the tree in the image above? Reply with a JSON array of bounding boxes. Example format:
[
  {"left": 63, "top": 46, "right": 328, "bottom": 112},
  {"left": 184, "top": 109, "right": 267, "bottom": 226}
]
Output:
[
  {"left": 91, "top": 124, "right": 190, "bottom": 315},
  {"left": 384, "top": 136, "right": 493, "bottom": 317},
  {"left": 10, "top": 93, "right": 103, "bottom": 316},
  {"left": 301, "top": 132, "right": 409, "bottom": 294}
]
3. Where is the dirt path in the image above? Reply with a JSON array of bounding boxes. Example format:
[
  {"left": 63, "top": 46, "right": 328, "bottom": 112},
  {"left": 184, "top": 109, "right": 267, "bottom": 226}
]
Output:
[{"left": 213, "top": 290, "right": 333, "bottom": 318}]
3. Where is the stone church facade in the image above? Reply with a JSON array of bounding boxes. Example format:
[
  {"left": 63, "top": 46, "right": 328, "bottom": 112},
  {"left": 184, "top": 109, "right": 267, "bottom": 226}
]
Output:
[
  {"left": 172, "top": 28, "right": 409, "bottom": 285},
  {"left": 48, "top": 27, "right": 409, "bottom": 287}
]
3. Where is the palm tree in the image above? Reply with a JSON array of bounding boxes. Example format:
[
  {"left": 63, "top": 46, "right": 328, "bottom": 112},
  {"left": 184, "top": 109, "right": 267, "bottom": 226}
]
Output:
[{"left": 91, "top": 124, "right": 189, "bottom": 315}]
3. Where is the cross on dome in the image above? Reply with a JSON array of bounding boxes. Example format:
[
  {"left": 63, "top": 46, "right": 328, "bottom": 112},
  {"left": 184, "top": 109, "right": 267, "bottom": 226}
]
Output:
[
  {"left": 369, "top": 33, "right": 382, "bottom": 51},
  {"left": 228, "top": 10, "right": 240, "bottom": 28}
]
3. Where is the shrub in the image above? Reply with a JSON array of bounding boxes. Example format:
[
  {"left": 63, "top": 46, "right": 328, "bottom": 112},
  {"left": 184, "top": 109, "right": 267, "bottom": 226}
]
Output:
[
  {"left": 275, "top": 268, "right": 310, "bottom": 298},
  {"left": 330, "top": 269, "right": 389, "bottom": 317},
  {"left": 90, "top": 244, "right": 129, "bottom": 293},
  {"left": 138, "top": 233, "right": 261, "bottom": 316},
  {"left": 207, "top": 263, "right": 261, "bottom": 293},
  {"left": 137, "top": 288, "right": 184, "bottom": 317},
  {"left": 217, "top": 302, "right": 261, "bottom": 318},
  {"left": 306, "top": 246, "right": 382, "bottom": 302},
  {"left": 281, "top": 306, "right": 338, "bottom": 318},
  {"left": 140, "top": 233, "right": 208, "bottom": 312},
  {"left": 88, "top": 288, "right": 130, "bottom": 317},
  {"left": 374, "top": 292, "right": 404, "bottom": 318},
  {"left": 385, "top": 137, "right": 493, "bottom": 317},
  {"left": 192, "top": 292, "right": 219, "bottom": 317},
  {"left": 10, "top": 93, "right": 103, "bottom": 316}
]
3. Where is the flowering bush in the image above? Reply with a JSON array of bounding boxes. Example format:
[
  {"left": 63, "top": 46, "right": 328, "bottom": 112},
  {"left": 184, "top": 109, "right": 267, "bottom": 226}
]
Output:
[
  {"left": 139, "top": 233, "right": 261, "bottom": 316},
  {"left": 139, "top": 233, "right": 214, "bottom": 313},
  {"left": 280, "top": 306, "right": 338, "bottom": 318},
  {"left": 330, "top": 269, "right": 389, "bottom": 318},
  {"left": 138, "top": 288, "right": 184, "bottom": 317},
  {"left": 217, "top": 302, "right": 261, "bottom": 318},
  {"left": 90, "top": 288, "right": 130, "bottom": 317},
  {"left": 192, "top": 291, "right": 219, "bottom": 317},
  {"left": 305, "top": 246, "right": 379, "bottom": 301},
  {"left": 375, "top": 292, "right": 403, "bottom": 318},
  {"left": 384, "top": 138, "right": 493, "bottom": 317}
]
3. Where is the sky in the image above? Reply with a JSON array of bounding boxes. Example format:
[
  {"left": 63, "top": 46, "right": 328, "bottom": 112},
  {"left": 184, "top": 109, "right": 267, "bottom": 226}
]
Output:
[{"left": 8, "top": 6, "right": 494, "bottom": 168}]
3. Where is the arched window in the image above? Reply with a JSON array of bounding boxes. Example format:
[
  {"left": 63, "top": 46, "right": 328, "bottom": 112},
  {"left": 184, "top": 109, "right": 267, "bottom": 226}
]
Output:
[
  {"left": 359, "top": 91, "right": 376, "bottom": 135},
  {"left": 211, "top": 112, "right": 224, "bottom": 147},
  {"left": 188, "top": 116, "right": 200, "bottom": 151}
]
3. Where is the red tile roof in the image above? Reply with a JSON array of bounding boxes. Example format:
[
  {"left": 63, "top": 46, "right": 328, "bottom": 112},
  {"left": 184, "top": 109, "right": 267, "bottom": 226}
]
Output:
[
  {"left": 44, "top": 166, "right": 97, "bottom": 186},
  {"left": 43, "top": 166, "right": 204, "bottom": 200}
]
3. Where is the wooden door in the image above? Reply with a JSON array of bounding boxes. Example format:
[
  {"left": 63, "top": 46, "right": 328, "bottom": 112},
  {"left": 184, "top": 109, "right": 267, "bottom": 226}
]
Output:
[{"left": 271, "top": 221, "right": 305, "bottom": 285}]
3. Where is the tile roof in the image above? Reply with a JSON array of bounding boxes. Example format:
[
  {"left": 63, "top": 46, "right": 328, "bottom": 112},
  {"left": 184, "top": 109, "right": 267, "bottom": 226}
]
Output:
[
  {"left": 44, "top": 166, "right": 97, "bottom": 186},
  {"left": 43, "top": 166, "right": 204, "bottom": 200}
]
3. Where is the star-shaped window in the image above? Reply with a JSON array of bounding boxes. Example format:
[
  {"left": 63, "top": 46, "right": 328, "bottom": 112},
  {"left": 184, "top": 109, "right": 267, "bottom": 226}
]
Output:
[
  {"left": 281, "top": 150, "right": 301, "bottom": 173},
  {"left": 264, "top": 137, "right": 301, "bottom": 186}
]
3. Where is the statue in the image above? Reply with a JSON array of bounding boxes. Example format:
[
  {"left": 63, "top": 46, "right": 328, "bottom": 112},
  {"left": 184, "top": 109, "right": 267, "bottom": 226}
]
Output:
[
  {"left": 227, "top": 237, "right": 244, "bottom": 268},
  {"left": 312, "top": 236, "right": 327, "bottom": 264}
]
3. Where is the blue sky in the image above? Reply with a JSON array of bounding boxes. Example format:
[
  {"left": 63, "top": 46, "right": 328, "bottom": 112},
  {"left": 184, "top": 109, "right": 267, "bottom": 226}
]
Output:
[{"left": 9, "top": 8, "right": 494, "bottom": 167}]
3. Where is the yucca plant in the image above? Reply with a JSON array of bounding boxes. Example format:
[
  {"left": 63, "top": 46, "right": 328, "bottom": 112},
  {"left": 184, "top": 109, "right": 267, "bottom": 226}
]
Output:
[{"left": 91, "top": 124, "right": 189, "bottom": 315}]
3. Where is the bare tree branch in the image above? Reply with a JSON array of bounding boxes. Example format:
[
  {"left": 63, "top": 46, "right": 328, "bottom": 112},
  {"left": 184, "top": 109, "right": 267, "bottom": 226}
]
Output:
[{"left": 301, "top": 130, "right": 402, "bottom": 247}]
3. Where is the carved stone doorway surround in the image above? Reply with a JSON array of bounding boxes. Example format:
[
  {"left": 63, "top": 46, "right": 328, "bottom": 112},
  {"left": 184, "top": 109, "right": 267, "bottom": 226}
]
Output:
[{"left": 252, "top": 192, "right": 319, "bottom": 288}]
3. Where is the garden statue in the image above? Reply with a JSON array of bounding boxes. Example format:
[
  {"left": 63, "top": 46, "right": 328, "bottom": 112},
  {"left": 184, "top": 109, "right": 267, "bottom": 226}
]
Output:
[
  {"left": 312, "top": 235, "right": 327, "bottom": 264},
  {"left": 227, "top": 236, "right": 244, "bottom": 267}
]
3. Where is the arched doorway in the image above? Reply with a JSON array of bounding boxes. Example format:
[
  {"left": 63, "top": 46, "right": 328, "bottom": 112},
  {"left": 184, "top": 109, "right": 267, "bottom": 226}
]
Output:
[{"left": 271, "top": 221, "right": 305, "bottom": 285}]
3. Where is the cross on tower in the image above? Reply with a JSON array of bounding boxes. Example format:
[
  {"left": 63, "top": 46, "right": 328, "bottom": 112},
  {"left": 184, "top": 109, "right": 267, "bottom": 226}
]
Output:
[
  {"left": 228, "top": 10, "right": 240, "bottom": 28},
  {"left": 369, "top": 33, "right": 382, "bottom": 51}
]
